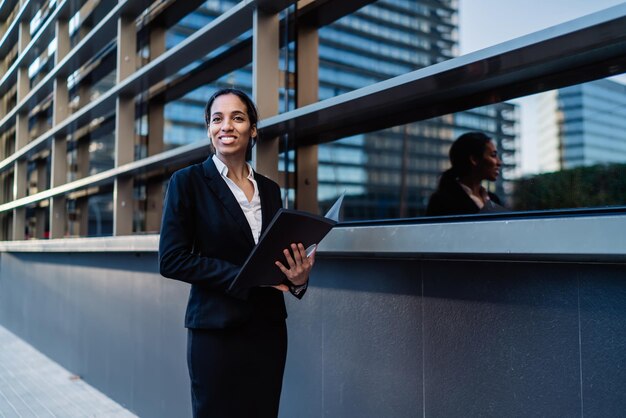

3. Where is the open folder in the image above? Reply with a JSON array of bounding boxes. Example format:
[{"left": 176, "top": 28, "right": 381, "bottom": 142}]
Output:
[{"left": 228, "top": 193, "right": 344, "bottom": 291}]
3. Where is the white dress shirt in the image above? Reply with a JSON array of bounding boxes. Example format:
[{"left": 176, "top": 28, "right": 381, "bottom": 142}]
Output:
[
  {"left": 212, "top": 155, "right": 308, "bottom": 297},
  {"left": 212, "top": 155, "right": 262, "bottom": 244}
]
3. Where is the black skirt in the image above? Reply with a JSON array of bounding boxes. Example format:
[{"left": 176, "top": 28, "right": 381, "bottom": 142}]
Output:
[{"left": 187, "top": 317, "right": 287, "bottom": 418}]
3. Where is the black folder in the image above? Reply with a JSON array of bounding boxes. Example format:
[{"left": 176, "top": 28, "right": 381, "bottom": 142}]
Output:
[
  {"left": 228, "top": 209, "right": 336, "bottom": 291},
  {"left": 228, "top": 194, "right": 344, "bottom": 291}
]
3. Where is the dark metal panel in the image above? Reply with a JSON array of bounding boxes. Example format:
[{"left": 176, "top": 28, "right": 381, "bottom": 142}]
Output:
[
  {"left": 2, "top": 251, "right": 626, "bottom": 417},
  {"left": 283, "top": 258, "right": 423, "bottom": 418},
  {"left": 422, "top": 260, "right": 582, "bottom": 417},
  {"left": 579, "top": 265, "right": 626, "bottom": 417},
  {"left": 0, "top": 251, "right": 192, "bottom": 417}
]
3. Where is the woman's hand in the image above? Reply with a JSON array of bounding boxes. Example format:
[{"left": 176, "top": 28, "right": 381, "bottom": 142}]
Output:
[{"left": 275, "top": 243, "right": 315, "bottom": 286}]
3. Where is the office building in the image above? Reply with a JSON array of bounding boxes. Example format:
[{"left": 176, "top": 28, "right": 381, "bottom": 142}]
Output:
[{"left": 538, "top": 78, "right": 626, "bottom": 172}]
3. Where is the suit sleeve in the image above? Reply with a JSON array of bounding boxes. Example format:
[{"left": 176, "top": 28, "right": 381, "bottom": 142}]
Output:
[
  {"left": 158, "top": 171, "right": 249, "bottom": 300},
  {"left": 426, "top": 192, "right": 444, "bottom": 216}
]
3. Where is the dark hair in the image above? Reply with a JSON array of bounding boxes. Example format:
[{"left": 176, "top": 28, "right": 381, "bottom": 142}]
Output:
[
  {"left": 204, "top": 88, "right": 259, "bottom": 160},
  {"left": 439, "top": 132, "right": 492, "bottom": 188}
]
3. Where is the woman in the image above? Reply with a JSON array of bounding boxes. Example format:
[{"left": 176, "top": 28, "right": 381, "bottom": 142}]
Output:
[
  {"left": 426, "top": 131, "right": 505, "bottom": 216},
  {"left": 159, "top": 88, "right": 312, "bottom": 417}
]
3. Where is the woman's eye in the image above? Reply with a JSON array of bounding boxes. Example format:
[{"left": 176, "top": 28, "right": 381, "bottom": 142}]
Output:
[
  {"left": 211, "top": 117, "right": 221, "bottom": 123},
  {"left": 234, "top": 116, "right": 244, "bottom": 122}
]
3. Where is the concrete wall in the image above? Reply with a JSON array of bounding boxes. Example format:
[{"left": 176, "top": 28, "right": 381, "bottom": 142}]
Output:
[{"left": 1, "top": 249, "right": 625, "bottom": 417}]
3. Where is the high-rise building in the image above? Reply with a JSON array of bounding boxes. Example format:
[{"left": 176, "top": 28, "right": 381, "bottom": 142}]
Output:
[
  {"left": 164, "top": 0, "right": 517, "bottom": 219},
  {"left": 316, "top": 1, "right": 517, "bottom": 218},
  {"left": 537, "top": 78, "right": 626, "bottom": 172}
]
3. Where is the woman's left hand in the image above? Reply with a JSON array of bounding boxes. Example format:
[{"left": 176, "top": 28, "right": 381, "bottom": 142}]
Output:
[{"left": 275, "top": 243, "right": 315, "bottom": 286}]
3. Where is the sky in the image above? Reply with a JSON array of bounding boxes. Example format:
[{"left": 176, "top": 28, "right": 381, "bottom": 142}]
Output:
[{"left": 458, "top": 0, "right": 626, "bottom": 175}]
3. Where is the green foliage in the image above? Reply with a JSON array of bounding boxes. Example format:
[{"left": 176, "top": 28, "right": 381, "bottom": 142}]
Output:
[{"left": 512, "top": 164, "right": 626, "bottom": 211}]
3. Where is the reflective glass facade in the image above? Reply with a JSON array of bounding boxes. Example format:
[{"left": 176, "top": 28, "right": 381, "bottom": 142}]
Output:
[
  {"left": 316, "top": 1, "right": 516, "bottom": 218},
  {"left": 164, "top": 0, "right": 518, "bottom": 219},
  {"left": 538, "top": 79, "right": 626, "bottom": 171},
  {"left": 2, "top": 0, "right": 620, "bottom": 242}
]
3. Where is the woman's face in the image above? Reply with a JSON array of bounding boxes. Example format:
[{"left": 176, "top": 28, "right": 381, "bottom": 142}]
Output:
[
  {"left": 475, "top": 141, "right": 502, "bottom": 181},
  {"left": 207, "top": 93, "right": 256, "bottom": 160}
]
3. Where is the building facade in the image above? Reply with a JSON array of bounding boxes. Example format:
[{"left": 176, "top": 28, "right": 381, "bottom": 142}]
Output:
[{"left": 538, "top": 78, "right": 626, "bottom": 172}]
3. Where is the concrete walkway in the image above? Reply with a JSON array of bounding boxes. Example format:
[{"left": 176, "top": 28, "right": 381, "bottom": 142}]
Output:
[{"left": 0, "top": 325, "right": 136, "bottom": 418}]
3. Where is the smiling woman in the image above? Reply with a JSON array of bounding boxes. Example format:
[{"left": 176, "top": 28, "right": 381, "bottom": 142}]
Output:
[
  {"left": 426, "top": 132, "right": 506, "bottom": 216},
  {"left": 159, "top": 88, "right": 315, "bottom": 418}
]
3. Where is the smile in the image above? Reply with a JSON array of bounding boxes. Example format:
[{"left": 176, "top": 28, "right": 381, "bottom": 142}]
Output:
[{"left": 219, "top": 136, "right": 237, "bottom": 144}]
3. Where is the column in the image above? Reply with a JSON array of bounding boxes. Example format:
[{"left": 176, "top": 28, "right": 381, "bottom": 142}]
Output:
[
  {"left": 113, "top": 15, "right": 136, "bottom": 236},
  {"left": 145, "top": 26, "right": 165, "bottom": 233},
  {"left": 252, "top": 9, "right": 280, "bottom": 181},
  {"left": 12, "top": 41, "right": 30, "bottom": 239},
  {"left": 49, "top": 18, "right": 71, "bottom": 238},
  {"left": 294, "top": 6, "right": 319, "bottom": 213}
]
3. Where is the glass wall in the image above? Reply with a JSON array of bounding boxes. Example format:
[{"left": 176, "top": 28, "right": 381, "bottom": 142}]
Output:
[
  {"left": 0, "top": 0, "right": 624, "bottom": 242},
  {"left": 513, "top": 76, "right": 626, "bottom": 212}
]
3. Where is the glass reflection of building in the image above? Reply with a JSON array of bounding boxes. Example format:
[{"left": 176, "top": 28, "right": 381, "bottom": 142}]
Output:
[
  {"left": 165, "top": 0, "right": 517, "bottom": 219},
  {"left": 538, "top": 78, "right": 626, "bottom": 172}
]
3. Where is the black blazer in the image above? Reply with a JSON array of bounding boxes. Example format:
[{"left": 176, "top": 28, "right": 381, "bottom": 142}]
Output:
[
  {"left": 426, "top": 181, "right": 503, "bottom": 216},
  {"left": 159, "top": 156, "right": 288, "bottom": 329}
]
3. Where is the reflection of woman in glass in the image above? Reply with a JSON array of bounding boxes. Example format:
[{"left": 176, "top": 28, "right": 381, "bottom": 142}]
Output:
[
  {"left": 426, "top": 132, "right": 505, "bottom": 216},
  {"left": 159, "top": 88, "right": 313, "bottom": 417}
]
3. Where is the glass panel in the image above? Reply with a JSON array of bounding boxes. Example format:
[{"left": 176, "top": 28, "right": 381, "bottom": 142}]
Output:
[
  {"left": 317, "top": 104, "right": 515, "bottom": 219},
  {"left": 87, "top": 188, "right": 113, "bottom": 237},
  {"left": 67, "top": 42, "right": 116, "bottom": 115},
  {"left": 25, "top": 203, "right": 49, "bottom": 239},
  {"left": 66, "top": 193, "right": 92, "bottom": 238},
  {"left": 66, "top": 114, "right": 115, "bottom": 182},
  {"left": 0, "top": 169, "right": 14, "bottom": 205},
  {"left": 319, "top": 74, "right": 626, "bottom": 220},
  {"left": 318, "top": 0, "right": 457, "bottom": 99},
  {"left": 69, "top": 0, "right": 111, "bottom": 47}
]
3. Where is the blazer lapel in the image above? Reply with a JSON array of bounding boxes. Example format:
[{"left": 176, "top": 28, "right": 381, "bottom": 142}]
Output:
[{"left": 203, "top": 157, "right": 255, "bottom": 245}]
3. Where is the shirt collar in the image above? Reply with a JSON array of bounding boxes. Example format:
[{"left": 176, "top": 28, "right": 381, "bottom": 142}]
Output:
[{"left": 212, "top": 154, "right": 255, "bottom": 180}]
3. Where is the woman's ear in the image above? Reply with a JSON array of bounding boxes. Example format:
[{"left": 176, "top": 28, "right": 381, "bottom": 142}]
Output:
[{"left": 469, "top": 155, "right": 478, "bottom": 167}]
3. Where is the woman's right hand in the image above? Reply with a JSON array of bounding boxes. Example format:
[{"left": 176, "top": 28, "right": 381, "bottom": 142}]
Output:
[{"left": 275, "top": 243, "right": 315, "bottom": 286}]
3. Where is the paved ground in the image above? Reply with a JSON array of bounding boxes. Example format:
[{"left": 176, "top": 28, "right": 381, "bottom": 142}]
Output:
[{"left": 0, "top": 325, "right": 136, "bottom": 418}]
